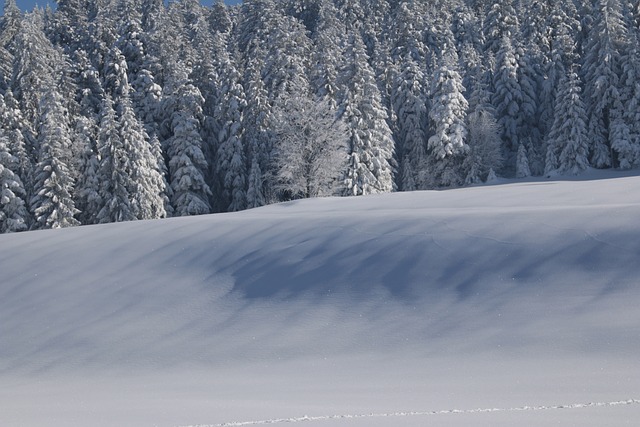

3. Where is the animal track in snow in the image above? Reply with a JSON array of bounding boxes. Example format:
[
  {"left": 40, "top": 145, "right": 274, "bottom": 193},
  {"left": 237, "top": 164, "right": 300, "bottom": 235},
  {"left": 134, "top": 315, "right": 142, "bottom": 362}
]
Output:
[{"left": 179, "top": 398, "right": 640, "bottom": 426}]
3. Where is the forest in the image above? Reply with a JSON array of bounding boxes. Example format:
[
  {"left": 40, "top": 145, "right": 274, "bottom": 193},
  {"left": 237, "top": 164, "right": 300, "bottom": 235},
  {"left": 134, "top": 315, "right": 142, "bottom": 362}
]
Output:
[{"left": 0, "top": 0, "right": 639, "bottom": 232}]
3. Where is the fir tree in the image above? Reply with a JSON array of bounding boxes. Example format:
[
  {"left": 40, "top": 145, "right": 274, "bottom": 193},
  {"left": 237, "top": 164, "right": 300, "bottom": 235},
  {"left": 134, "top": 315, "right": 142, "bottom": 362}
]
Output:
[
  {"left": 483, "top": 1, "right": 519, "bottom": 56},
  {"left": 30, "top": 89, "right": 79, "bottom": 230},
  {"left": 546, "top": 69, "right": 589, "bottom": 175},
  {"left": 246, "top": 154, "right": 265, "bottom": 209},
  {"left": 427, "top": 52, "right": 469, "bottom": 187},
  {"left": 96, "top": 96, "right": 135, "bottom": 224},
  {"left": 582, "top": 0, "right": 628, "bottom": 168},
  {"left": 0, "top": 127, "right": 29, "bottom": 232},
  {"left": 492, "top": 35, "right": 523, "bottom": 168},
  {"left": 74, "top": 124, "right": 101, "bottom": 225},
  {"left": 162, "top": 66, "right": 212, "bottom": 216},
  {"left": 310, "top": 0, "right": 345, "bottom": 108},
  {"left": 215, "top": 57, "right": 248, "bottom": 212},
  {"left": 340, "top": 31, "right": 395, "bottom": 196},
  {"left": 118, "top": 97, "right": 167, "bottom": 220},
  {"left": 391, "top": 56, "right": 428, "bottom": 191},
  {"left": 515, "top": 143, "right": 531, "bottom": 178},
  {"left": 242, "top": 58, "right": 275, "bottom": 204}
]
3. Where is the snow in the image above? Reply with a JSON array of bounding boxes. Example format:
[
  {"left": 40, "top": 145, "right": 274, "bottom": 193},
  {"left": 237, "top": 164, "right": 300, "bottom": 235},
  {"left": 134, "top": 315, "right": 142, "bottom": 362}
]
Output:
[{"left": 1, "top": 169, "right": 640, "bottom": 427}]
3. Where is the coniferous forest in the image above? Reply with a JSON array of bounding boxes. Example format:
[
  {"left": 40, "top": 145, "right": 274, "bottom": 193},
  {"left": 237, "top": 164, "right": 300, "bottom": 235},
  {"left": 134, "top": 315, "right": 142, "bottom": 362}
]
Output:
[{"left": 0, "top": 0, "right": 639, "bottom": 232}]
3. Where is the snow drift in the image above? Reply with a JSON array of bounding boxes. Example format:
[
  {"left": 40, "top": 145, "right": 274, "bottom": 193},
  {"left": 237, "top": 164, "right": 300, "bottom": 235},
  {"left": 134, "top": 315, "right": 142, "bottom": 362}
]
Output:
[{"left": 1, "top": 171, "right": 639, "bottom": 427}]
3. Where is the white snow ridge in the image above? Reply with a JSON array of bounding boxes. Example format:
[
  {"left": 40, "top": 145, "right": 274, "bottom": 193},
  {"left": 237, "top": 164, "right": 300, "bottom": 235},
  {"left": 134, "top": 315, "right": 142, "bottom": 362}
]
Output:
[
  {"left": 1, "top": 170, "right": 640, "bottom": 427},
  {"left": 189, "top": 399, "right": 640, "bottom": 426}
]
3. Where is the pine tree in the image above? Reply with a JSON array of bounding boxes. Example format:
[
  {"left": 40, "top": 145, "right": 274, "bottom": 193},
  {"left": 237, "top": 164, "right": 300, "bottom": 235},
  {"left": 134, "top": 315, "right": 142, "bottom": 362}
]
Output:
[
  {"left": 262, "top": 13, "right": 312, "bottom": 102},
  {"left": 1, "top": 90, "right": 32, "bottom": 196},
  {"left": 310, "top": 0, "right": 345, "bottom": 108},
  {"left": 546, "top": 69, "right": 589, "bottom": 175},
  {"left": 162, "top": 66, "right": 212, "bottom": 216},
  {"left": 0, "top": 0, "right": 21, "bottom": 91},
  {"left": 515, "top": 143, "right": 531, "bottom": 178},
  {"left": 208, "top": 0, "right": 233, "bottom": 35},
  {"left": 427, "top": 52, "right": 469, "bottom": 187},
  {"left": 340, "top": 31, "right": 395, "bottom": 196},
  {"left": 516, "top": 44, "right": 542, "bottom": 157},
  {"left": 215, "top": 57, "right": 248, "bottom": 212},
  {"left": 30, "top": 89, "right": 80, "bottom": 230},
  {"left": 483, "top": 1, "right": 519, "bottom": 56},
  {"left": 96, "top": 95, "right": 135, "bottom": 224},
  {"left": 118, "top": 97, "right": 167, "bottom": 220},
  {"left": 392, "top": 56, "right": 428, "bottom": 191},
  {"left": 242, "top": 58, "right": 275, "bottom": 205},
  {"left": 582, "top": 0, "right": 628, "bottom": 168},
  {"left": 617, "top": 22, "right": 640, "bottom": 168},
  {"left": 0, "top": 127, "right": 29, "bottom": 233},
  {"left": 47, "top": 0, "right": 90, "bottom": 51},
  {"left": 11, "top": 10, "right": 61, "bottom": 127},
  {"left": 492, "top": 35, "right": 523, "bottom": 168},
  {"left": 246, "top": 155, "right": 265, "bottom": 209},
  {"left": 74, "top": 124, "right": 101, "bottom": 225}
]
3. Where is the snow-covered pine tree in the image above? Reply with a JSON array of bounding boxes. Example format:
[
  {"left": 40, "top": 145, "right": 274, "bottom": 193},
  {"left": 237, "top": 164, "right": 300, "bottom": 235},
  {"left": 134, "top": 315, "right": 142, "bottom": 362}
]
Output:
[
  {"left": 0, "top": 0, "right": 22, "bottom": 91},
  {"left": 11, "top": 9, "right": 62, "bottom": 128},
  {"left": 215, "top": 55, "right": 248, "bottom": 212},
  {"left": 47, "top": 0, "right": 90, "bottom": 51},
  {"left": 545, "top": 68, "right": 589, "bottom": 175},
  {"left": 0, "top": 0, "right": 22, "bottom": 53},
  {"left": 492, "top": 35, "right": 523, "bottom": 170},
  {"left": 483, "top": 1, "right": 519, "bottom": 56},
  {"left": 190, "top": 16, "right": 223, "bottom": 177},
  {"left": 310, "top": 0, "right": 345, "bottom": 109},
  {"left": 74, "top": 120, "right": 101, "bottom": 225},
  {"left": 131, "top": 68, "right": 162, "bottom": 136},
  {"left": 452, "top": 2, "right": 484, "bottom": 52},
  {"left": 242, "top": 57, "right": 275, "bottom": 205},
  {"left": 1, "top": 89, "right": 33, "bottom": 197},
  {"left": 582, "top": 0, "right": 628, "bottom": 168},
  {"left": 237, "top": 0, "right": 277, "bottom": 61},
  {"left": 262, "top": 13, "right": 312, "bottom": 103},
  {"left": 340, "top": 31, "right": 395, "bottom": 196},
  {"left": 388, "top": 1, "right": 428, "bottom": 191},
  {"left": 208, "top": 0, "right": 233, "bottom": 35},
  {"left": 103, "top": 46, "right": 131, "bottom": 101},
  {"left": 95, "top": 95, "right": 135, "bottom": 224},
  {"left": 245, "top": 154, "right": 265, "bottom": 209},
  {"left": 118, "top": 96, "right": 167, "bottom": 220},
  {"left": 392, "top": 56, "right": 428, "bottom": 191},
  {"left": 30, "top": 89, "right": 80, "bottom": 230},
  {"left": 422, "top": 4, "right": 455, "bottom": 74},
  {"left": 149, "top": 133, "right": 172, "bottom": 217},
  {"left": 617, "top": 18, "right": 640, "bottom": 168},
  {"left": 427, "top": 51, "right": 469, "bottom": 187},
  {"left": 515, "top": 142, "right": 531, "bottom": 178},
  {"left": 539, "top": 0, "right": 581, "bottom": 136},
  {"left": 516, "top": 44, "right": 542, "bottom": 164},
  {"left": 162, "top": 66, "right": 212, "bottom": 216},
  {"left": 0, "top": 126, "right": 29, "bottom": 233}
]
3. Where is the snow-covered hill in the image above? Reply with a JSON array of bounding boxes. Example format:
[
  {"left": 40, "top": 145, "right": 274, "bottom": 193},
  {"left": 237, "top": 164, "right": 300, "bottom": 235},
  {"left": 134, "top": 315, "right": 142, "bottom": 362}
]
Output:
[{"left": 1, "top": 170, "right": 640, "bottom": 427}]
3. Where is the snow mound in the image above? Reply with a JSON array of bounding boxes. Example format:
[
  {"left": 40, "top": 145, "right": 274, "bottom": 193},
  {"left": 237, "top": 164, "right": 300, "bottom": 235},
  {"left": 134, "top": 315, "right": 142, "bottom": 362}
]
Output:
[{"left": 1, "top": 170, "right": 639, "bottom": 427}]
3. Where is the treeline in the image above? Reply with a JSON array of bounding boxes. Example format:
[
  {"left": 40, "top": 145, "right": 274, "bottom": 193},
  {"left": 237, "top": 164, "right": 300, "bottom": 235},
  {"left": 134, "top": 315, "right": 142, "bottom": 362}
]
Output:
[{"left": 0, "top": 0, "right": 639, "bottom": 232}]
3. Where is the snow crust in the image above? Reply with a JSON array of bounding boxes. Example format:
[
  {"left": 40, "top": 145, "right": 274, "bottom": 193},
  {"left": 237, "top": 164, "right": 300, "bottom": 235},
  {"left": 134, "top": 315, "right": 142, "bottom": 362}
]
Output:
[{"left": 1, "top": 170, "right": 640, "bottom": 426}]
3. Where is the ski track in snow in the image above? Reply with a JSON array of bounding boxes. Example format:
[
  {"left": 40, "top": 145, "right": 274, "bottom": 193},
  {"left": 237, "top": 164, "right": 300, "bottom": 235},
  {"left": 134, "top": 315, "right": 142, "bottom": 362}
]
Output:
[{"left": 179, "top": 399, "right": 640, "bottom": 426}]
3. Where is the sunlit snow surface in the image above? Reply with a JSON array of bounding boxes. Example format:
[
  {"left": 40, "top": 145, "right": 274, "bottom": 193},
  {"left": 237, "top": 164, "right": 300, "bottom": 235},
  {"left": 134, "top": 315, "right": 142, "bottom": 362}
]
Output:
[{"left": 1, "top": 170, "right": 639, "bottom": 427}]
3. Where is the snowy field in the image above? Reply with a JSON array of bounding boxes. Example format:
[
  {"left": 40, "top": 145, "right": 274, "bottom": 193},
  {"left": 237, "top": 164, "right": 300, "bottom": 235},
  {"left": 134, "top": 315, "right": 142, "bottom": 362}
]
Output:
[{"left": 1, "top": 170, "right": 640, "bottom": 427}]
